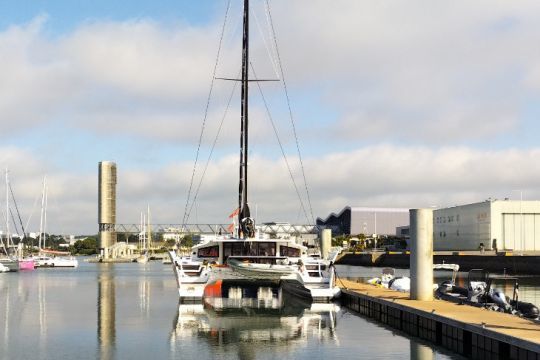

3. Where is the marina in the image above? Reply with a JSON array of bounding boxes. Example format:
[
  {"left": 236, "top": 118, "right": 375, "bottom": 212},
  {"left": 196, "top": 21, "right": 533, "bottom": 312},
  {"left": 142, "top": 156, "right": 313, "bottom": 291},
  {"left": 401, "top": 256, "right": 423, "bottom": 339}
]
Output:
[
  {"left": 1, "top": 1, "right": 540, "bottom": 359},
  {"left": 0, "top": 260, "right": 477, "bottom": 360},
  {"left": 0, "top": 258, "right": 540, "bottom": 360},
  {"left": 340, "top": 279, "right": 540, "bottom": 359}
]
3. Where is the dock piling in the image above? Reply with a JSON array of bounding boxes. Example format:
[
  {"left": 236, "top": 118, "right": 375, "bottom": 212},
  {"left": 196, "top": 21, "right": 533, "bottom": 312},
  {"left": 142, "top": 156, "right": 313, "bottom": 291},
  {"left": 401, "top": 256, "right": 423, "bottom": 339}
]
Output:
[{"left": 410, "top": 209, "right": 434, "bottom": 301}]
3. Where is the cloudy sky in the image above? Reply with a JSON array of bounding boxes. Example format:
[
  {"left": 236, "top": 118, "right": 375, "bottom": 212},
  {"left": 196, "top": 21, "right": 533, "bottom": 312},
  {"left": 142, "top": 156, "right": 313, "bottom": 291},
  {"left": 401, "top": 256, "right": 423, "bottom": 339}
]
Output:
[{"left": 1, "top": 0, "right": 540, "bottom": 235}]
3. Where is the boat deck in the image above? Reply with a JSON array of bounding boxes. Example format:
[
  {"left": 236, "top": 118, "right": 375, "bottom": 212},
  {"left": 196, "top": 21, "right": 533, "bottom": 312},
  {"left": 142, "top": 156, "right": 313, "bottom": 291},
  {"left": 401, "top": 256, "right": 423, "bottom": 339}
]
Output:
[{"left": 338, "top": 278, "right": 540, "bottom": 358}]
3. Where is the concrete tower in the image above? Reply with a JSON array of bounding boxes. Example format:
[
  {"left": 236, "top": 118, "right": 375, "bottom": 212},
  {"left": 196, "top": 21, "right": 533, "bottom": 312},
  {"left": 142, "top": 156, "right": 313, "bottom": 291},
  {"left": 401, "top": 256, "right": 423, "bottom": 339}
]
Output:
[{"left": 98, "top": 161, "right": 117, "bottom": 259}]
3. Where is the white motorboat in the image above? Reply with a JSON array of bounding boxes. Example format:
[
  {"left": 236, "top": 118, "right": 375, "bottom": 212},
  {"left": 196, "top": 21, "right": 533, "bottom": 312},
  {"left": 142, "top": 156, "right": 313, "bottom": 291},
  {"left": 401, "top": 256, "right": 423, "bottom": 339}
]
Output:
[
  {"left": 33, "top": 255, "right": 79, "bottom": 268},
  {"left": 0, "top": 262, "right": 9, "bottom": 272}
]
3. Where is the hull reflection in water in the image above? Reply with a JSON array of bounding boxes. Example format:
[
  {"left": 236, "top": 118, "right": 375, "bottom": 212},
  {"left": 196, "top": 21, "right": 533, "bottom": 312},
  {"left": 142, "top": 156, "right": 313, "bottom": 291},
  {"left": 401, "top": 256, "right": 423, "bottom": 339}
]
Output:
[
  {"left": 171, "top": 279, "right": 339, "bottom": 359},
  {"left": 171, "top": 296, "right": 339, "bottom": 351}
]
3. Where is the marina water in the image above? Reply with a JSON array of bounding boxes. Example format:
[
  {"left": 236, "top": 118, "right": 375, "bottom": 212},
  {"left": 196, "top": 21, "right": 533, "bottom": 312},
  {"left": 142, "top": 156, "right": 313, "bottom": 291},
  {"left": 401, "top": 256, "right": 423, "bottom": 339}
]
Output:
[{"left": 2, "top": 261, "right": 538, "bottom": 359}]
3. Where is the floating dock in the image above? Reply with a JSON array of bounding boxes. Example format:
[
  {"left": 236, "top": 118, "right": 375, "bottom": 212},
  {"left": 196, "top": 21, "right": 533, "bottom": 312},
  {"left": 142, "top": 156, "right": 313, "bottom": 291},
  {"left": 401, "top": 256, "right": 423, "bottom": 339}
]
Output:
[
  {"left": 339, "top": 279, "right": 540, "bottom": 359},
  {"left": 337, "top": 251, "right": 540, "bottom": 274}
]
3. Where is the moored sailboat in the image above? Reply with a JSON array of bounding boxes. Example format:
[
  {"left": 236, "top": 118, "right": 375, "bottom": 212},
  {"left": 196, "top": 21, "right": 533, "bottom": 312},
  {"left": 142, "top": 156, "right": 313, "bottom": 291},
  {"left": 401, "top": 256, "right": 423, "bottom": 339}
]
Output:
[{"left": 169, "top": 0, "right": 339, "bottom": 303}]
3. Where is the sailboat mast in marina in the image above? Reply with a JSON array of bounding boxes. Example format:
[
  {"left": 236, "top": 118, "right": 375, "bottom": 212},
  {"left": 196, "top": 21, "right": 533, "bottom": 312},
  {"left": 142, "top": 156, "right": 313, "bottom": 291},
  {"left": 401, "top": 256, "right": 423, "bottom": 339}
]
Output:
[
  {"left": 38, "top": 176, "right": 48, "bottom": 251},
  {"left": 238, "top": 0, "right": 254, "bottom": 239},
  {"left": 167, "top": 0, "right": 341, "bottom": 303}
]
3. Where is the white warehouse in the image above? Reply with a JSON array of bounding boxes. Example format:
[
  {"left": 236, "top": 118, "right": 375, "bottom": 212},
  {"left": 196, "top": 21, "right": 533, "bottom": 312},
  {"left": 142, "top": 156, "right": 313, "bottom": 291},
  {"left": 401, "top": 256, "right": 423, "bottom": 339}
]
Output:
[{"left": 434, "top": 200, "right": 540, "bottom": 251}]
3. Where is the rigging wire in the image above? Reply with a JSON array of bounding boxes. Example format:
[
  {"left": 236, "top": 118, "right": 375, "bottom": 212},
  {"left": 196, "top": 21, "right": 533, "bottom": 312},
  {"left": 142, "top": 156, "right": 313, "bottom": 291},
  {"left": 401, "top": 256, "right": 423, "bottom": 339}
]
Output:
[
  {"left": 181, "top": 0, "right": 232, "bottom": 229},
  {"left": 9, "top": 182, "right": 27, "bottom": 237},
  {"left": 250, "top": 63, "right": 311, "bottom": 224},
  {"left": 24, "top": 190, "right": 41, "bottom": 236},
  {"left": 251, "top": 3, "right": 280, "bottom": 80},
  {"left": 264, "top": 0, "right": 316, "bottom": 224},
  {"left": 184, "top": 76, "right": 240, "bottom": 224},
  {"left": 9, "top": 208, "right": 21, "bottom": 239}
]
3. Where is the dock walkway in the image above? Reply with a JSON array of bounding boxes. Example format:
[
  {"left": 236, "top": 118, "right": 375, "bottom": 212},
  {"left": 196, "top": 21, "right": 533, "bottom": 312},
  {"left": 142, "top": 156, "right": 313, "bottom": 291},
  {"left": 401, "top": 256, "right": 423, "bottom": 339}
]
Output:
[{"left": 338, "top": 279, "right": 540, "bottom": 359}]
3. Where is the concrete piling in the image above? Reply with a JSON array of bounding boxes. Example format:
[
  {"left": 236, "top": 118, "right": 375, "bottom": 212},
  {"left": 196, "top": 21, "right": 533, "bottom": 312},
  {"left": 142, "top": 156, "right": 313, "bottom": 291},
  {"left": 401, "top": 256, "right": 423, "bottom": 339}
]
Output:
[
  {"left": 410, "top": 209, "right": 434, "bottom": 301},
  {"left": 321, "top": 229, "right": 332, "bottom": 260}
]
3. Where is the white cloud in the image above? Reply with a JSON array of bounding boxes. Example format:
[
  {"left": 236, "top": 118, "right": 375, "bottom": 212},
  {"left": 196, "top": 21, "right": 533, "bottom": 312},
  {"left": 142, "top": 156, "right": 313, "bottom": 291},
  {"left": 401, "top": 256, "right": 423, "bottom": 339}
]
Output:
[
  {"left": 1, "top": 3, "right": 540, "bottom": 234},
  {"left": 2, "top": 144, "right": 540, "bottom": 234},
  {"left": 267, "top": 0, "right": 540, "bottom": 142}
]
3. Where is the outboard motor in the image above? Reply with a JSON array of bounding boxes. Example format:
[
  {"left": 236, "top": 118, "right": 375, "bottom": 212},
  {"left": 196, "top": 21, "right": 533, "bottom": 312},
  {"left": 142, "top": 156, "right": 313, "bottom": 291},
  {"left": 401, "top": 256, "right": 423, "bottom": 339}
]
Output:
[
  {"left": 489, "top": 288, "right": 512, "bottom": 313},
  {"left": 438, "top": 280, "right": 453, "bottom": 293},
  {"left": 468, "top": 281, "right": 487, "bottom": 303}
]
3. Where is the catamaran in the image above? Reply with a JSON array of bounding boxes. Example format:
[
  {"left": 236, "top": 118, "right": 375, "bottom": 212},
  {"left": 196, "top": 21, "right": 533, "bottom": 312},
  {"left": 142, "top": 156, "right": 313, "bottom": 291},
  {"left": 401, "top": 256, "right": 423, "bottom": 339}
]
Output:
[{"left": 169, "top": 0, "right": 340, "bottom": 303}]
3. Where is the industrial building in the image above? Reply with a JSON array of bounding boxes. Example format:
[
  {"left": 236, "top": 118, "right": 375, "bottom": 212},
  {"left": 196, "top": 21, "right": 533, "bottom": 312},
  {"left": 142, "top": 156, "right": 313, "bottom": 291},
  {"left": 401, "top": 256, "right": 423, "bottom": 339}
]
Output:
[
  {"left": 434, "top": 200, "right": 540, "bottom": 251},
  {"left": 317, "top": 206, "right": 409, "bottom": 236}
]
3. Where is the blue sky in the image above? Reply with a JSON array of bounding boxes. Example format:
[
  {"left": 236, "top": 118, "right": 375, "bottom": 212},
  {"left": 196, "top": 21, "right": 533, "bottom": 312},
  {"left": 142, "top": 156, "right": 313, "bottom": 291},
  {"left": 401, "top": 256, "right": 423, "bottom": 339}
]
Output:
[
  {"left": 0, "top": 1, "right": 220, "bottom": 33},
  {"left": 1, "top": 0, "right": 540, "bottom": 234}
]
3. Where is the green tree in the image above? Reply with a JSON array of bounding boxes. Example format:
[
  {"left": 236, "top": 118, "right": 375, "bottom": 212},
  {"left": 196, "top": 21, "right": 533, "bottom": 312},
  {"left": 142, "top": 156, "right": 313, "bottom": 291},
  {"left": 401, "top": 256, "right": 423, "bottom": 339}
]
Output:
[
  {"left": 182, "top": 234, "right": 193, "bottom": 248},
  {"left": 70, "top": 237, "right": 98, "bottom": 255}
]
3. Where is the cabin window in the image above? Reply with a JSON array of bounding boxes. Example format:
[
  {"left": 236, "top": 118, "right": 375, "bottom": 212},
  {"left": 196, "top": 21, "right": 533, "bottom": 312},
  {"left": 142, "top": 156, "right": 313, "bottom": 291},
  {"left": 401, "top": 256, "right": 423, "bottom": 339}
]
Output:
[
  {"left": 280, "top": 246, "right": 300, "bottom": 257},
  {"left": 223, "top": 242, "right": 244, "bottom": 261},
  {"left": 198, "top": 246, "right": 219, "bottom": 258},
  {"left": 258, "top": 242, "right": 276, "bottom": 256}
]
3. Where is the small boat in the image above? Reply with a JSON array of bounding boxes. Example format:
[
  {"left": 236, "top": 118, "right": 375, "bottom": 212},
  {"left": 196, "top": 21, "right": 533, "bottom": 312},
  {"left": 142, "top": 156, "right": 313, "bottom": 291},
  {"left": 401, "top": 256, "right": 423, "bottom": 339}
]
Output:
[
  {"left": 137, "top": 252, "right": 149, "bottom": 264},
  {"left": 0, "top": 262, "right": 9, "bottom": 272},
  {"left": 436, "top": 269, "right": 539, "bottom": 320},
  {"left": 367, "top": 264, "right": 460, "bottom": 292},
  {"left": 227, "top": 257, "right": 298, "bottom": 279}
]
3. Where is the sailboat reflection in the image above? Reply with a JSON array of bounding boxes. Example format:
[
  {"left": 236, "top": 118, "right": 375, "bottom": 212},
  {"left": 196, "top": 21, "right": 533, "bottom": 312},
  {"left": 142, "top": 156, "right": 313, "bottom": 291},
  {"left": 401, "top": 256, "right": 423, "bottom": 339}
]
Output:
[{"left": 171, "top": 284, "right": 340, "bottom": 350}]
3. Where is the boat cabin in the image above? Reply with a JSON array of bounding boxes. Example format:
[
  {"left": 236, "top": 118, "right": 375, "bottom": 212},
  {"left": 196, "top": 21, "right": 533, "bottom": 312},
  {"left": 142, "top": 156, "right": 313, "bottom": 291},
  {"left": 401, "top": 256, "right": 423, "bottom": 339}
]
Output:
[{"left": 191, "top": 237, "right": 307, "bottom": 265}]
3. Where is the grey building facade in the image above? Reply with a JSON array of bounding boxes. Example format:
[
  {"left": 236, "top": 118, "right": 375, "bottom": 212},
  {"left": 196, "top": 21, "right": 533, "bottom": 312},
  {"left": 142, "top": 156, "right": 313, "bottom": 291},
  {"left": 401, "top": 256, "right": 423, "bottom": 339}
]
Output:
[
  {"left": 317, "top": 206, "right": 409, "bottom": 236},
  {"left": 434, "top": 200, "right": 540, "bottom": 251}
]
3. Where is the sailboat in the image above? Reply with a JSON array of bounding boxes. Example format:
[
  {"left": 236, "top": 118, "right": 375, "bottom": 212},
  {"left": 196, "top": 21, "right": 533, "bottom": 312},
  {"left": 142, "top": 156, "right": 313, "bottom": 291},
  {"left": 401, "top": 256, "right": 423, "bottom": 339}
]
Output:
[
  {"left": 169, "top": 0, "right": 340, "bottom": 303},
  {"left": 0, "top": 169, "right": 20, "bottom": 272},
  {"left": 137, "top": 206, "right": 152, "bottom": 264},
  {"left": 32, "top": 176, "right": 78, "bottom": 268}
]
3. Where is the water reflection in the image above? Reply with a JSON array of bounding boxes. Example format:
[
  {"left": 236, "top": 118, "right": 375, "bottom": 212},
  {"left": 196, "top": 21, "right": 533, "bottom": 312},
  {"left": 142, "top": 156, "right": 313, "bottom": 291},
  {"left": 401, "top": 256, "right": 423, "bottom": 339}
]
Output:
[
  {"left": 410, "top": 341, "right": 434, "bottom": 360},
  {"left": 98, "top": 265, "right": 116, "bottom": 360},
  {"left": 171, "top": 300, "right": 339, "bottom": 359}
]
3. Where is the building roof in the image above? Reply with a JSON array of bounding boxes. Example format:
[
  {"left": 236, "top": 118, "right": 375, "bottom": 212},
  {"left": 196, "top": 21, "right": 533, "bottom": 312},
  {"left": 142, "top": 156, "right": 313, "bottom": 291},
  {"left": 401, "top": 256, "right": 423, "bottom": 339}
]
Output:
[{"left": 350, "top": 207, "right": 409, "bottom": 213}]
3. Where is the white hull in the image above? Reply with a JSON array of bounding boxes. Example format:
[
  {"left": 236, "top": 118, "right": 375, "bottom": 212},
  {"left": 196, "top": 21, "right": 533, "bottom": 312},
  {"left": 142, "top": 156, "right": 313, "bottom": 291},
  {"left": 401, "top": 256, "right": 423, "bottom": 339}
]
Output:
[
  {"left": 0, "top": 258, "right": 19, "bottom": 272},
  {"left": 169, "top": 251, "right": 340, "bottom": 302},
  {"left": 33, "top": 256, "right": 79, "bottom": 268},
  {"left": 169, "top": 251, "right": 211, "bottom": 301}
]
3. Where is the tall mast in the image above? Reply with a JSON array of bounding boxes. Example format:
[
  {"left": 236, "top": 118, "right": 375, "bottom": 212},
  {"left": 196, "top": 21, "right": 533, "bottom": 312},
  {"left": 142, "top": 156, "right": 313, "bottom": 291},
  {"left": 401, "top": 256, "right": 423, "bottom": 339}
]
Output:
[
  {"left": 39, "top": 176, "right": 47, "bottom": 251},
  {"left": 5, "top": 169, "right": 10, "bottom": 249},
  {"left": 238, "top": 0, "right": 254, "bottom": 238}
]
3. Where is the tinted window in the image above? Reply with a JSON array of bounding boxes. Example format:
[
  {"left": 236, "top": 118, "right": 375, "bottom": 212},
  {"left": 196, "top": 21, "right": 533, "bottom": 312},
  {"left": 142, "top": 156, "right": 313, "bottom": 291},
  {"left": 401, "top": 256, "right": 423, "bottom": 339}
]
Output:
[{"left": 198, "top": 246, "right": 219, "bottom": 258}]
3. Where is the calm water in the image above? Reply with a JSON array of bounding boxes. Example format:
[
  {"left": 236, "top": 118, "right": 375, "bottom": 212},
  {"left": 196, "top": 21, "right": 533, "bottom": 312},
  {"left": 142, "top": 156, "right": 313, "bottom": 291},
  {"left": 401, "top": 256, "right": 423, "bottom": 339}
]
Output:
[{"left": 2, "top": 261, "right": 536, "bottom": 360}]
